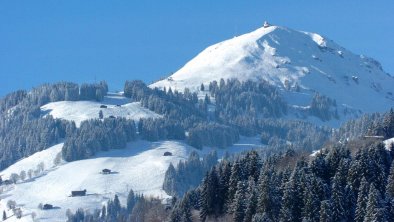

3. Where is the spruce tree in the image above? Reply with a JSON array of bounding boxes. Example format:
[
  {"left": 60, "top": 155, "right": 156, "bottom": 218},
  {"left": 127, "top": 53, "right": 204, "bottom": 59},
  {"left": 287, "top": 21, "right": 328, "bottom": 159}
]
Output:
[
  {"left": 199, "top": 170, "right": 219, "bottom": 221},
  {"left": 127, "top": 189, "right": 136, "bottom": 212},
  {"left": 227, "top": 160, "right": 242, "bottom": 211},
  {"left": 386, "top": 161, "right": 394, "bottom": 198},
  {"left": 364, "top": 184, "right": 384, "bottom": 222},
  {"left": 244, "top": 177, "right": 258, "bottom": 222},
  {"left": 319, "top": 200, "right": 332, "bottom": 222},
  {"left": 331, "top": 173, "right": 345, "bottom": 221},
  {"left": 257, "top": 168, "right": 274, "bottom": 218},
  {"left": 302, "top": 176, "right": 321, "bottom": 222},
  {"left": 355, "top": 177, "right": 369, "bottom": 222},
  {"left": 233, "top": 181, "right": 247, "bottom": 222},
  {"left": 279, "top": 178, "right": 296, "bottom": 222}
]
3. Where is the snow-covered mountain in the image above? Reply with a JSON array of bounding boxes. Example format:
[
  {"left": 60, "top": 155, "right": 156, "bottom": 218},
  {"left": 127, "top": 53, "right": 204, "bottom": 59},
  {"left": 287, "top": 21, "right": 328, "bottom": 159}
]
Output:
[{"left": 151, "top": 24, "right": 394, "bottom": 122}]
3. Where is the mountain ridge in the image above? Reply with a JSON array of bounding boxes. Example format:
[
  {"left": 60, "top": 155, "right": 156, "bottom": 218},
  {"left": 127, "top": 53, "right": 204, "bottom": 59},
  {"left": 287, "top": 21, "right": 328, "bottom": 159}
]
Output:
[{"left": 151, "top": 24, "right": 394, "bottom": 123}]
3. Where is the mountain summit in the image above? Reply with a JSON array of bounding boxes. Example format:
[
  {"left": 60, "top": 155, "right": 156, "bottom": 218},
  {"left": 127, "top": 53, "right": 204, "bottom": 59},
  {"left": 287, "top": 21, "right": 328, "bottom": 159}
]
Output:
[{"left": 151, "top": 24, "right": 394, "bottom": 122}]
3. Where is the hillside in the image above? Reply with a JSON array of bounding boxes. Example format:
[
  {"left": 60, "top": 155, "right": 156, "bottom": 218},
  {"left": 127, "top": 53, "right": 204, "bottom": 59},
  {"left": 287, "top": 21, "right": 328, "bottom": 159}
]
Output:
[
  {"left": 0, "top": 137, "right": 261, "bottom": 221},
  {"left": 41, "top": 92, "right": 161, "bottom": 127},
  {"left": 151, "top": 25, "right": 394, "bottom": 123}
]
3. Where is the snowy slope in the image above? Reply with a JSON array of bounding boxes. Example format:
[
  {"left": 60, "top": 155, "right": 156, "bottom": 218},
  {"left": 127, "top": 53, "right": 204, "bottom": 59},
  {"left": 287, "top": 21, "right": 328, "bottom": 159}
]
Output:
[
  {"left": 41, "top": 93, "right": 161, "bottom": 127},
  {"left": 151, "top": 25, "right": 394, "bottom": 122},
  {"left": 0, "top": 137, "right": 261, "bottom": 221},
  {"left": 384, "top": 137, "right": 394, "bottom": 150}
]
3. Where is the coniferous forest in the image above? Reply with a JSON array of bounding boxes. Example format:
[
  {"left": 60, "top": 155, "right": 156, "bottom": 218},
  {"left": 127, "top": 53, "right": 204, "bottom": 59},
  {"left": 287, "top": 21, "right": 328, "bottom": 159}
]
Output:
[{"left": 0, "top": 79, "right": 393, "bottom": 222}]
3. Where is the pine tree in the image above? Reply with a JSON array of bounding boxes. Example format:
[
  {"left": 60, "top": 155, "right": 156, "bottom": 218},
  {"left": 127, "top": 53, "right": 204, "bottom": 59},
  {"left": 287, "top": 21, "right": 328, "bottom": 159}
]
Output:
[
  {"left": 227, "top": 160, "right": 242, "bottom": 211},
  {"left": 200, "top": 83, "right": 205, "bottom": 91},
  {"left": 2, "top": 211, "right": 6, "bottom": 221},
  {"left": 386, "top": 161, "right": 394, "bottom": 199},
  {"left": 101, "top": 205, "right": 106, "bottom": 219},
  {"left": 382, "top": 108, "right": 394, "bottom": 138},
  {"left": 302, "top": 175, "right": 321, "bottom": 222},
  {"left": 200, "top": 170, "right": 219, "bottom": 221},
  {"left": 355, "top": 177, "right": 369, "bottom": 222},
  {"left": 364, "top": 184, "right": 384, "bottom": 222},
  {"left": 113, "top": 194, "right": 121, "bottom": 216},
  {"left": 233, "top": 181, "right": 247, "bottom": 222},
  {"left": 244, "top": 177, "right": 257, "bottom": 222},
  {"left": 218, "top": 161, "right": 232, "bottom": 214},
  {"left": 319, "top": 200, "right": 332, "bottom": 222},
  {"left": 127, "top": 189, "right": 136, "bottom": 212},
  {"left": 252, "top": 213, "right": 272, "bottom": 222},
  {"left": 179, "top": 197, "right": 192, "bottom": 222},
  {"left": 257, "top": 168, "right": 274, "bottom": 218},
  {"left": 163, "top": 163, "right": 177, "bottom": 196},
  {"left": 279, "top": 178, "right": 296, "bottom": 222},
  {"left": 343, "top": 185, "right": 356, "bottom": 221},
  {"left": 331, "top": 173, "right": 345, "bottom": 221}
]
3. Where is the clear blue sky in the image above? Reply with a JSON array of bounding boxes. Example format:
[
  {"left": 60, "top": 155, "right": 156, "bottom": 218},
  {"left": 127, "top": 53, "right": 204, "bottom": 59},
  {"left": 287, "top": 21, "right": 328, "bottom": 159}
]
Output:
[{"left": 1, "top": 1, "right": 393, "bottom": 96}]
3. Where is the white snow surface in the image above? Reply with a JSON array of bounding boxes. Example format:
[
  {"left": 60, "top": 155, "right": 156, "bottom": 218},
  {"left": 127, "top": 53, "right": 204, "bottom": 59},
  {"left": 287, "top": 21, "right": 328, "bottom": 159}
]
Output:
[
  {"left": 40, "top": 93, "right": 161, "bottom": 127},
  {"left": 0, "top": 137, "right": 262, "bottom": 221},
  {"left": 151, "top": 25, "right": 394, "bottom": 124},
  {"left": 384, "top": 137, "right": 394, "bottom": 150}
]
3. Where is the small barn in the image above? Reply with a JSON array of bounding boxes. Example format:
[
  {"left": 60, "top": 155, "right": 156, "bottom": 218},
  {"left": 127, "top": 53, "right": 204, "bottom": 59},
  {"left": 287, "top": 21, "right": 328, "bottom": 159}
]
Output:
[
  {"left": 102, "top": 169, "right": 111, "bottom": 174},
  {"left": 100, "top": 105, "right": 107, "bottom": 108},
  {"left": 71, "top": 189, "right": 87, "bottom": 197},
  {"left": 43, "top": 204, "right": 53, "bottom": 210},
  {"left": 163, "top": 151, "right": 173, "bottom": 156}
]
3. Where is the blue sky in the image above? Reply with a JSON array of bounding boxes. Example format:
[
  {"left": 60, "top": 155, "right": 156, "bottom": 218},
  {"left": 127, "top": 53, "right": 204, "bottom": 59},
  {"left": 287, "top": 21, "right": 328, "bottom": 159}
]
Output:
[{"left": 1, "top": 1, "right": 393, "bottom": 96}]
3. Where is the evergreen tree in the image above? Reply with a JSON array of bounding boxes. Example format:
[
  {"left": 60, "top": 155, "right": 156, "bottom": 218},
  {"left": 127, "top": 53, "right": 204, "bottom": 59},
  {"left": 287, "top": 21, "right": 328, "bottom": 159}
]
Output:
[
  {"left": 302, "top": 176, "right": 321, "bottom": 222},
  {"left": 382, "top": 108, "right": 394, "bottom": 138},
  {"left": 233, "top": 181, "right": 247, "bottom": 222},
  {"left": 200, "top": 170, "right": 220, "bottom": 221},
  {"left": 355, "top": 177, "right": 369, "bottom": 222},
  {"left": 227, "top": 160, "right": 242, "bottom": 210},
  {"left": 386, "top": 161, "right": 394, "bottom": 198},
  {"left": 200, "top": 83, "right": 205, "bottom": 91},
  {"left": 331, "top": 173, "right": 345, "bottom": 221},
  {"left": 319, "top": 200, "right": 332, "bottom": 222},
  {"left": 127, "top": 189, "right": 136, "bottom": 212},
  {"left": 2, "top": 211, "right": 6, "bottom": 221},
  {"left": 364, "top": 184, "right": 385, "bottom": 222},
  {"left": 252, "top": 213, "right": 272, "bottom": 222},
  {"left": 101, "top": 205, "right": 106, "bottom": 219},
  {"left": 257, "top": 168, "right": 275, "bottom": 218},
  {"left": 244, "top": 177, "right": 257, "bottom": 222}
]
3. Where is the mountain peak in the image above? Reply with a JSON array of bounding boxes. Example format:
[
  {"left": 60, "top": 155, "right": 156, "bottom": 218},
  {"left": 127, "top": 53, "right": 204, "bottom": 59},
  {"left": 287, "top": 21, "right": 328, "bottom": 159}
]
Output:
[{"left": 151, "top": 25, "right": 394, "bottom": 124}]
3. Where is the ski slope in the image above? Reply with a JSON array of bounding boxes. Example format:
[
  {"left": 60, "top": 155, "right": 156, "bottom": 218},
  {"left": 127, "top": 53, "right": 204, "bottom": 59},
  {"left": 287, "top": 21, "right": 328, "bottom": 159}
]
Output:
[
  {"left": 40, "top": 93, "right": 161, "bottom": 127},
  {"left": 0, "top": 137, "right": 262, "bottom": 221},
  {"left": 151, "top": 25, "right": 394, "bottom": 123}
]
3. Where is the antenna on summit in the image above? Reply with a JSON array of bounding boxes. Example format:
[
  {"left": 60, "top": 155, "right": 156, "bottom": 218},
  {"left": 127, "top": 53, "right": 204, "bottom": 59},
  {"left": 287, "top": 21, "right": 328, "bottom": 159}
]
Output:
[{"left": 263, "top": 21, "right": 270, "bottom": 28}]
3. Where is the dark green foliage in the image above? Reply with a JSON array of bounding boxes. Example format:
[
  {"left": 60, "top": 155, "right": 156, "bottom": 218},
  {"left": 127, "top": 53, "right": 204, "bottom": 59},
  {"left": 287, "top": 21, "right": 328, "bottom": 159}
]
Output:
[
  {"left": 168, "top": 128, "right": 394, "bottom": 222},
  {"left": 200, "top": 170, "right": 221, "bottom": 221},
  {"left": 139, "top": 118, "right": 185, "bottom": 141},
  {"left": 309, "top": 93, "right": 338, "bottom": 121},
  {"left": 319, "top": 200, "right": 332, "bottom": 222},
  {"left": 187, "top": 123, "right": 239, "bottom": 149},
  {"left": 163, "top": 151, "right": 218, "bottom": 197},
  {"left": 62, "top": 118, "right": 136, "bottom": 161},
  {"left": 212, "top": 79, "right": 287, "bottom": 121},
  {"left": 79, "top": 81, "right": 108, "bottom": 101}
]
